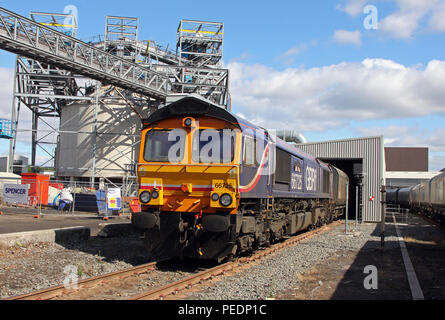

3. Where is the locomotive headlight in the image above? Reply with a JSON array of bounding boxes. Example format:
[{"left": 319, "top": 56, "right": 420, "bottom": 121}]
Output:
[
  {"left": 184, "top": 118, "right": 193, "bottom": 126},
  {"left": 139, "top": 191, "right": 151, "bottom": 204},
  {"left": 211, "top": 193, "right": 220, "bottom": 201},
  {"left": 219, "top": 193, "right": 233, "bottom": 207},
  {"left": 151, "top": 190, "right": 159, "bottom": 199}
]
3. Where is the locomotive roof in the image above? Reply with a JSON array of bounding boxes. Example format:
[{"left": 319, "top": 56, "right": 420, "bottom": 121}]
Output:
[
  {"left": 142, "top": 96, "right": 246, "bottom": 130},
  {"left": 142, "top": 96, "right": 321, "bottom": 164},
  {"left": 274, "top": 136, "right": 320, "bottom": 164}
]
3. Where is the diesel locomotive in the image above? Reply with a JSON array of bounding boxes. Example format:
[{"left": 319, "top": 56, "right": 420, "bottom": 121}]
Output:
[
  {"left": 132, "top": 96, "right": 349, "bottom": 261},
  {"left": 386, "top": 171, "right": 445, "bottom": 224}
]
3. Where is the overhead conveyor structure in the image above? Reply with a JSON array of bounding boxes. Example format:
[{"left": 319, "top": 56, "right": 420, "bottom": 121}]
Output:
[
  {"left": 0, "top": 6, "right": 229, "bottom": 183},
  {"left": 0, "top": 8, "right": 229, "bottom": 104},
  {"left": 0, "top": 7, "right": 171, "bottom": 99}
]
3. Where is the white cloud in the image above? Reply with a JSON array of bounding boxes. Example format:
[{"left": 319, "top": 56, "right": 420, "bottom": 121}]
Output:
[
  {"left": 429, "top": 154, "right": 445, "bottom": 171},
  {"left": 336, "top": 0, "right": 368, "bottom": 16},
  {"left": 279, "top": 44, "right": 308, "bottom": 65},
  {"left": 231, "top": 54, "right": 445, "bottom": 171},
  {"left": 333, "top": 29, "right": 362, "bottom": 46},
  {"left": 339, "top": 0, "right": 445, "bottom": 39},
  {"left": 428, "top": 1, "right": 445, "bottom": 31},
  {"left": 379, "top": 8, "right": 426, "bottom": 39},
  {"left": 356, "top": 126, "right": 445, "bottom": 152},
  {"left": 228, "top": 58, "right": 445, "bottom": 132}
]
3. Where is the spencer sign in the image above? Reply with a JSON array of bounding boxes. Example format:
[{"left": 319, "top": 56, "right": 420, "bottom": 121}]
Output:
[
  {"left": 5, "top": 187, "right": 27, "bottom": 195},
  {"left": 3, "top": 184, "right": 29, "bottom": 204}
]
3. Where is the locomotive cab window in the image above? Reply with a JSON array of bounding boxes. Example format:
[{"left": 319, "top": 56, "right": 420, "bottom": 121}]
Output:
[
  {"left": 143, "top": 129, "right": 186, "bottom": 162},
  {"left": 322, "top": 169, "right": 331, "bottom": 194},
  {"left": 275, "top": 148, "right": 291, "bottom": 184},
  {"left": 243, "top": 135, "right": 256, "bottom": 166},
  {"left": 192, "top": 129, "right": 235, "bottom": 163}
]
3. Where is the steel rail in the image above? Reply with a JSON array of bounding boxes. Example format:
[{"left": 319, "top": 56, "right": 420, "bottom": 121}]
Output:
[
  {"left": 131, "top": 220, "right": 343, "bottom": 300},
  {"left": 7, "top": 260, "right": 162, "bottom": 300},
  {"left": 411, "top": 210, "right": 445, "bottom": 231},
  {"left": 131, "top": 262, "right": 233, "bottom": 300},
  {"left": 6, "top": 221, "right": 342, "bottom": 301}
]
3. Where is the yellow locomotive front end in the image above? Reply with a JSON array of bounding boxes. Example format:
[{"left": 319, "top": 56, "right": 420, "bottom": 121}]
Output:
[
  {"left": 138, "top": 116, "right": 240, "bottom": 214},
  {"left": 132, "top": 108, "right": 242, "bottom": 260}
]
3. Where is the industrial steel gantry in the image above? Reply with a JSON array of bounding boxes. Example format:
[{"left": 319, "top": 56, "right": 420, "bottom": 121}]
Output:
[{"left": 0, "top": 7, "right": 229, "bottom": 186}]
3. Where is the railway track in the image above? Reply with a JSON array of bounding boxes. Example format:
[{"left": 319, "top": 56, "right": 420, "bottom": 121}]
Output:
[
  {"left": 6, "top": 220, "right": 342, "bottom": 300},
  {"left": 131, "top": 220, "right": 343, "bottom": 300},
  {"left": 7, "top": 260, "right": 162, "bottom": 300},
  {"left": 410, "top": 210, "right": 445, "bottom": 231}
]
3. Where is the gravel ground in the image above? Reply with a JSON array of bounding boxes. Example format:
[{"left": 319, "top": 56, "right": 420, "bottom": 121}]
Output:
[
  {"left": 0, "top": 220, "right": 404, "bottom": 300},
  {"left": 185, "top": 221, "right": 400, "bottom": 300},
  {"left": 0, "top": 235, "right": 150, "bottom": 299}
]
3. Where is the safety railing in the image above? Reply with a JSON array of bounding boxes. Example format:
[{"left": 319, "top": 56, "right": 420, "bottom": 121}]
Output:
[
  {"left": 0, "top": 7, "right": 171, "bottom": 99},
  {"left": 0, "top": 175, "right": 139, "bottom": 217},
  {"left": 154, "top": 64, "right": 229, "bottom": 107}
]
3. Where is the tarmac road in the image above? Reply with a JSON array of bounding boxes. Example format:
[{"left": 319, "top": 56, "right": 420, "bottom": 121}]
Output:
[{"left": 0, "top": 207, "right": 131, "bottom": 236}]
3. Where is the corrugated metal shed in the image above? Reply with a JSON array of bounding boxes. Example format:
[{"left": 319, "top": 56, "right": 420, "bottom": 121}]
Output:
[{"left": 296, "top": 136, "right": 385, "bottom": 222}]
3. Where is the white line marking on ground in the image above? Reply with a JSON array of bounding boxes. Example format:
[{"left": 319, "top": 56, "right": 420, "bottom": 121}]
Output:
[{"left": 392, "top": 213, "right": 424, "bottom": 300}]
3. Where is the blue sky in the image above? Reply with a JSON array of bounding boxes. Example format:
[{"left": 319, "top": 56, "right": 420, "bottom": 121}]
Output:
[
  {"left": 0, "top": 0, "right": 444, "bottom": 170},
  {"left": 1, "top": 1, "right": 443, "bottom": 67}
]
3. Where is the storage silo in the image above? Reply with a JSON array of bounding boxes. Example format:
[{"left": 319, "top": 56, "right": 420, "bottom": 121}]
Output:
[{"left": 55, "top": 86, "right": 150, "bottom": 181}]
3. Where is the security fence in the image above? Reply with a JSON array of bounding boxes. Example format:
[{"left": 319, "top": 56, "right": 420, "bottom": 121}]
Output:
[{"left": 0, "top": 174, "right": 140, "bottom": 217}]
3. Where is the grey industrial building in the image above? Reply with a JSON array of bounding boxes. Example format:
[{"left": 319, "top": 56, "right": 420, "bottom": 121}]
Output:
[
  {"left": 297, "top": 136, "right": 385, "bottom": 223},
  {"left": 296, "top": 139, "right": 441, "bottom": 223}
]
